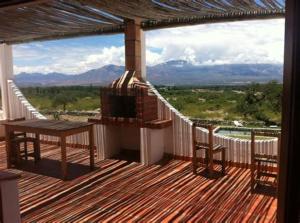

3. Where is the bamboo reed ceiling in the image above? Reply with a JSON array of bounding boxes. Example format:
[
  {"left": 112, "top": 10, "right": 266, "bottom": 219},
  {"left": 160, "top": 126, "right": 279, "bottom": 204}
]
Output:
[{"left": 0, "top": 0, "right": 285, "bottom": 44}]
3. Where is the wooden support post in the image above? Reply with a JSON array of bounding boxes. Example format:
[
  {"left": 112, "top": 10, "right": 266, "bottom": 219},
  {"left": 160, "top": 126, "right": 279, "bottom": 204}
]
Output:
[
  {"left": 124, "top": 19, "right": 146, "bottom": 81},
  {"left": 278, "top": 0, "right": 300, "bottom": 221},
  {"left": 0, "top": 44, "right": 14, "bottom": 120},
  {"left": 141, "top": 30, "right": 146, "bottom": 81}
]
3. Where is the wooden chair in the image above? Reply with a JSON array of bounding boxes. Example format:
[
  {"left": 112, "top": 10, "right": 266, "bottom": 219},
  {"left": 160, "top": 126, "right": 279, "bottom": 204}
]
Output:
[
  {"left": 192, "top": 122, "right": 227, "bottom": 176},
  {"left": 250, "top": 130, "right": 281, "bottom": 192},
  {"left": 8, "top": 117, "right": 40, "bottom": 164}
]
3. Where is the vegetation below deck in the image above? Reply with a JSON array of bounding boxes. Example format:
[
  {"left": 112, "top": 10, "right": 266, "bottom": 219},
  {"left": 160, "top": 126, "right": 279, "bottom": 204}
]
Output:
[
  {"left": 157, "top": 81, "right": 282, "bottom": 127},
  {"left": 21, "top": 86, "right": 100, "bottom": 112},
  {"left": 18, "top": 81, "right": 282, "bottom": 126}
]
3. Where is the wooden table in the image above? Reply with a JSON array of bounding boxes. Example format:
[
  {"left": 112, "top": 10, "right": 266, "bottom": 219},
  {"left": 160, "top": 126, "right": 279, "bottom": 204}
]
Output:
[{"left": 4, "top": 120, "right": 95, "bottom": 180}]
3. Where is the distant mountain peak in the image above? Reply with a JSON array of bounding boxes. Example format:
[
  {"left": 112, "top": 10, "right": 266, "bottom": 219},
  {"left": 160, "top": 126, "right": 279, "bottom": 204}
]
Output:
[
  {"left": 14, "top": 60, "right": 283, "bottom": 87},
  {"left": 160, "top": 60, "right": 190, "bottom": 67}
]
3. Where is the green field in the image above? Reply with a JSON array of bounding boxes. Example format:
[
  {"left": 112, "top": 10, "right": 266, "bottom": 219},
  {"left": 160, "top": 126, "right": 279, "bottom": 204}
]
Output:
[
  {"left": 20, "top": 81, "right": 282, "bottom": 126},
  {"left": 157, "top": 81, "right": 282, "bottom": 126},
  {"left": 21, "top": 86, "right": 100, "bottom": 112}
]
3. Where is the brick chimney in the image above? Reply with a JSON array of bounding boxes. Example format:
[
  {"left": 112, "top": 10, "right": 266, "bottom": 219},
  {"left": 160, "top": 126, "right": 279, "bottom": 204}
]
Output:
[{"left": 124, "top": 19, "right": 145, "bottom": 81}]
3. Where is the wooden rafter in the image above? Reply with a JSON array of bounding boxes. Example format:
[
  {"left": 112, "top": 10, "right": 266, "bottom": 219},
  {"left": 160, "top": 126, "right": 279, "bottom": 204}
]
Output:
[
  {"left": 0, "top": 0, "right": 50, "bottom": 11},
  {"left": 0, "top": 0, "right": 285, "bottom": 44}
]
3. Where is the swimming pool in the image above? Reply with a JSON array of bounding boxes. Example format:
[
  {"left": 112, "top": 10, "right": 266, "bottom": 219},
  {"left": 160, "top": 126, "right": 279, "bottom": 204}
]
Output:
[
  {"left": 215, "top": 127, "right": 280, "bottom": 140},
  {"left": 216, "top": 128, "right": 251, "bottom": 136}
]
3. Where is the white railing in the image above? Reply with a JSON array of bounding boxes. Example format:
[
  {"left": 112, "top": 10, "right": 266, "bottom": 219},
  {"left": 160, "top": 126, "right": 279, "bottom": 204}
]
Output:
[
  {"left": 7, "top": 80, "right": 46, "bottom": 120},
  {"left": 149, "top": 82, "right": 278, "bottom": 166},
  {"left": 6, "top": 79, "right": 279, "bottom": 166},
  {"left": 0, "top": 110, "right": 3, "bottom": 120},
  {"left": 6, "top": 80, "right": 94, "bottom": 151}
]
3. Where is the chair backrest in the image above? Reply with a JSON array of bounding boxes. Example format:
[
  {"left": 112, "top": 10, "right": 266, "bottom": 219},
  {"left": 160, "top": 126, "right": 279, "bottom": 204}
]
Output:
[
  {"left": 251, "top": 129, "right": 281, "bottom": 158},
  {"left": 192, "top": 122, "right": 215, "bottom": 148}
]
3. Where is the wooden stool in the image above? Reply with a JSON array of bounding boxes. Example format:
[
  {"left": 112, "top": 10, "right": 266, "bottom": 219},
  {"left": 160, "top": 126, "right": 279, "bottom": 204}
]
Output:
[
  {"left": 12, "top": 137, "right": 40, "bottom": 164},
  {"left": 8, "top": 118, "right": 40, "bottom": 165}
]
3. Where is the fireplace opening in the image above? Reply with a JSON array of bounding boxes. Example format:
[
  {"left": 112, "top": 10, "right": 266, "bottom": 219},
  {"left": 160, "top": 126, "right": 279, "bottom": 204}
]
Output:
[{"left": 109, "top": 95, "right": 136, "bottom": 118}]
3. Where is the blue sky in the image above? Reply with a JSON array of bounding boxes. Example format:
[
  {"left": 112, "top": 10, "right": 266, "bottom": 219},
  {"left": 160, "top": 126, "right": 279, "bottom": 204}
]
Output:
[{"left": 13, "top": 18, "right": 284, "bottom": 75}]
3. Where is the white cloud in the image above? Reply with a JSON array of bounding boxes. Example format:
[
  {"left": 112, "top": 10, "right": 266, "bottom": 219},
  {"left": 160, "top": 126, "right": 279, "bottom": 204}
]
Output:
[
  {"left": 13, "top": 65, "right": 54, "bottom": 74},
  {"left": 78, "top": 46, "right": 125, "bottom": 72},
  {"left": 13, "top": 45, "right": 125, "bottom": 74},
  {"left": 146, "top": 19, "right": 284, "bottom": 66},
  {"left": 145, "top": 49, "right": 162, "bottom": 66},
  {"left": 13, "top": 19, "right": 284, "bottom": 74}
]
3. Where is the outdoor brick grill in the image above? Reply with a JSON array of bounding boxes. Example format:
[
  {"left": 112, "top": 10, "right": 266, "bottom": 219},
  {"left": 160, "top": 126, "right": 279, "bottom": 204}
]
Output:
[
  {"left": 88, "top": 70, "right": 172, "bottom": 165},
  {"left": 100, "top": 71, "right": 158, "bottom": 126}
]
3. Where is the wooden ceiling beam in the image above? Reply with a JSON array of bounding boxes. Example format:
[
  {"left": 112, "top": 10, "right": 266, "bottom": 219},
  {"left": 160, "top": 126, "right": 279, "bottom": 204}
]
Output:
[
  {"left": 3, "top": 25, "right": 124, "bottom": 45},
  {"left": 0, "top": 0, "right": 50, "bottom": 11},
  {"left": 0, "top": 0, "right": 286, "bottom": 44},
  {"left": 142, "top": 11, "right": 285, "bottom": 31}
]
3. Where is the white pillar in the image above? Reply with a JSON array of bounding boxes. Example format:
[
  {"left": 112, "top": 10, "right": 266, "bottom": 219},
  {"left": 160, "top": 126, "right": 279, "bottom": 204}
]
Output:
[
  {"left": 0, "top": 44, "right": 14, "bottom": 119},
  {"left": 0, "top": 176, "right": 21, "bottom": 223}
]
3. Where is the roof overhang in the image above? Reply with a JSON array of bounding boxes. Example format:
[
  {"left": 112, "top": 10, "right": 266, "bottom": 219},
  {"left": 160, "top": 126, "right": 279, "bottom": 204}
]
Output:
[{"left": 0, "top": 0, "right": 285, "bottom": 44}]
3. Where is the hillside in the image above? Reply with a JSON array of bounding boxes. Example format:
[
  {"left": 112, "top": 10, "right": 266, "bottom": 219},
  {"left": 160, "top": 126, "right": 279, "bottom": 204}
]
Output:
[
  {"left": 20, "top": 83, "right": 282, "bottom": 127},
  {"left": 15, "top": 60, "right": 283, "bottom": 86}
]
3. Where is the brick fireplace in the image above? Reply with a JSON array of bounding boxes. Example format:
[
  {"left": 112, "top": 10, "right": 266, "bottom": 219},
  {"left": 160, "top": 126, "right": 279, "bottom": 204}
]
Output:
[
  {"left": 100, "top": 71, "right": 158, "bottom": 126},
  {"left": 89, "top": 71, "right": 172, "bottom": 164}
]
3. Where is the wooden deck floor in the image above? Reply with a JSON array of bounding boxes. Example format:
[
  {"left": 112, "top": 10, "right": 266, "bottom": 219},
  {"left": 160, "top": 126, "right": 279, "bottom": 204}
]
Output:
[{"left": 0, "top": 142, "right": 277, "bottom": 222}]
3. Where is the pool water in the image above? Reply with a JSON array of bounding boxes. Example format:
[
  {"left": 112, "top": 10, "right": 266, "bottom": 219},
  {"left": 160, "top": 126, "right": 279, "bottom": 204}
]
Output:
[
  {"left": 216, "top": 129, "right": 250, "bottom": 136},
  {"left": 215, "top": 127, "right": 280, "bottom": 140}
]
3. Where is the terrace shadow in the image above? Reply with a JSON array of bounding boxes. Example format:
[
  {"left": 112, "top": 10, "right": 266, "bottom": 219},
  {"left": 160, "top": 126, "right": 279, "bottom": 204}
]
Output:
[
  {"left": 14, "top": 158, "right": 95, "bottom": 180},
  {"left": 253, "top": 184, "right": 277, "bottom": 197}
]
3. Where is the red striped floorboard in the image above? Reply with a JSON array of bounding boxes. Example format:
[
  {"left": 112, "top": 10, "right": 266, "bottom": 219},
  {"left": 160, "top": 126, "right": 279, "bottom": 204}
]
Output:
[{"left": 0, "top": 142, "right": 277, "bottom": 222}]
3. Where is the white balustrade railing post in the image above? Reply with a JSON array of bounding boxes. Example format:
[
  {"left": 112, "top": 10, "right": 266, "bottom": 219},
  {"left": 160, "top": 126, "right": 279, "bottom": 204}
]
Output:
[
  {"left": 148, "top": 82, "right": 278, "bottom": 166},
  {"left": 0, "top": 44, "right": 14, "bottom": 119}
]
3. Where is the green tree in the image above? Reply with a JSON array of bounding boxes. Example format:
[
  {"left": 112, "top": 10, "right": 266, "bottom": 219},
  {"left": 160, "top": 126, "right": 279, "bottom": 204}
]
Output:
[
  {"left": 236, "top": 81, "right": 282, "bottom": 124},
  {"left": 263, "top": 80, "right": 282, "bottom": 112},
  {"left": 52, "top": 94, "right": 77, "bottom": 112},
  {"left": 236, "top": 83, "right": 262, "bottom": 118}
]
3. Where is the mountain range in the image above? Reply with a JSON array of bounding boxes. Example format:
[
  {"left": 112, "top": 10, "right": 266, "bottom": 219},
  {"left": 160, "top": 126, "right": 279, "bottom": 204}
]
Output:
[{"left": 14, "top": 60, "right": 283, "bottom": 86}]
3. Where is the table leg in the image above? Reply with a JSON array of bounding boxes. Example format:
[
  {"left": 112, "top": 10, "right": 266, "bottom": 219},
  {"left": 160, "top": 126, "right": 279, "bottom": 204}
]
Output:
[
  {"left": 60, "top": 136, "right": 67, "bottom": 180},
  {"left": 5, "top": 126, "right": 12, "bottom": 168},
  {"left": 209, "top": 150, "right": 214, "bottom": 176},
  {"left": 35, "top": 133, "right": 41, "bottom": 161},
  {"left": 222, "top": 148, "right": 226, "bottom": 175},
  {"left": 89, "top": 126, "right": 95, "bottom": 170}
]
